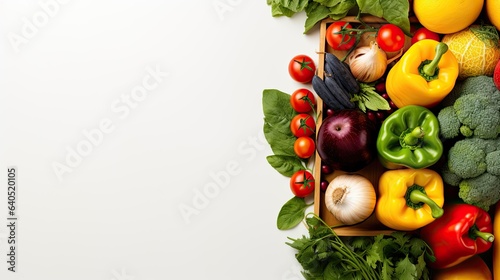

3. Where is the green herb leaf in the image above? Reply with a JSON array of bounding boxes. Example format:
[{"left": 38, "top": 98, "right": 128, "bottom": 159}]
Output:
[
  {"left": 328, "top": 0, "right": 356, "bottom": 19},
  {"left": 270, "top": 0, "right": 309, "bottom": 17},
  {"left": 356, "top": 0, "right": 383, "bottom": 17},
  {"left": 415, "top": 253, "right": 428, "bottom": 280},
  {"left": 266, "top": 155, "right": 305, "bottom": 177},
  {"left": 380, "top": 0, "right": 411, "bottom": 35},
  {"left": 277, "top": 197, "right": 311, "bottom": 230},
  {"left": 352, "top": 83, "right": 390, "bottom": 112},
  {"left": 279, "top": 0, "right": 310, "bottom": 12},
  {"left": 304, "top": 2, "right": 331, "bottom": 33},
  {"left": 364, "top": 90, "right": 390, "bottom": 111},
  {"left": 380, "top": 259, "right": 394, "bottom": 280},
  {"left": 394, "top": 255, "right": 417, "bottom": 280},
  {"left": 262, "top": 89, "right": 297, "bottom": 157},
  {"left": 356, "top": 0, "right": 410, "bottom": 35}
]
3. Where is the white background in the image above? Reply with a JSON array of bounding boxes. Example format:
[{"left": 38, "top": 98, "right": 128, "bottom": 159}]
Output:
[{"left": 0, "top": 1, "right": 321, "bottom": 279}]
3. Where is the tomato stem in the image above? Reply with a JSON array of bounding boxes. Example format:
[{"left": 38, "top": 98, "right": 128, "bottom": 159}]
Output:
[
  {"left": 294, "top": 58, "right": 314, "bottom": 71},
  {"left": 300, "top": 95, "right": 317, "bottom": 119}
]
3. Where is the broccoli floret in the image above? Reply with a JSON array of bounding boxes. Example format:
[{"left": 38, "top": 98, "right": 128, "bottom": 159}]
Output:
[
  {"left": 441, "top": 164, "right": 462, "bottom": 186},
  {"left": 437, "top": 106, "right": 461, "bottom": 139},
  {"left": 486, "top": 150, "right": 500, "bottom": 176},
  {"left": 454, "top": 94, "right": 500, "bottom": 139},
  {"left": 443, "top": 137, "right": 500, "bottom": 211},
  {"left": 458, "top": 173, "right": 500, "bottom": 211},
  {"left": 441, "top": 75, "right": 498, "bottom": 107},
  {"left": 437, "top": 76, "right": 500, "bottom": 140},
  {"left": 447, "top": 138, "right": 487, "bottom": 178}
]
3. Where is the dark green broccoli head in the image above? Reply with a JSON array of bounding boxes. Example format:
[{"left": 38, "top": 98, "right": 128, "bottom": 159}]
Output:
[
  {"left": 441, "top": 75, "right": 498, "bottom": 107},
  {"left": 486, "top": 150, "right": 500, "bottom": 176},
  {"left": 438, "top": 76, "right": 500, "bottom": 140},
  {"left": 448, "top": 138, "right": 488, "bottom": 179},
  {"left": 453, "top": 94, "right": 500, "bottom": 139},
  {"left": 437, "top": 106, "right": 461, "bottom": 139},
  {"left": 458, "top": 173, "right": 500, "bottom": 211}
]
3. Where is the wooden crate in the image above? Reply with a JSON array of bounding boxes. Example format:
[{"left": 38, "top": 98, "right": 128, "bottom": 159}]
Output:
[
  {"left": 312, "top": 16, "right": 405, "bottom": 236},
  {"left": 312, "top": 15, "right": 499, "bottom": 276}
]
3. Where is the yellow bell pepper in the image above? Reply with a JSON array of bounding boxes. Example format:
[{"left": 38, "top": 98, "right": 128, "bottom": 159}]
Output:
[
  {"left": 375, "top": 168, "right": 444, "bottom": 231},
  {"left": 386, "top": 40, "right": 459, "bottom": 108},
  {"left": 432, "top": 255, "right": 492, "bottom": 280}
]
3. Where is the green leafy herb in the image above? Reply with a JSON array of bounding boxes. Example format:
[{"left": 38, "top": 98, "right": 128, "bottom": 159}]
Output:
[
  {"left": 357, "top": 0, "right": 410, "bottom": 35},
  {"left": 266, "top": 155, "right": 305, "bottom": 177},
  {"left": 351, "top": 82, "right": 390, "bottom": 112},
  {"left": 287, "top": 214, "right": 434, "bottom": 279},
  {"left": 277, "top": 196, "right": 312, "bottom": 230},
  {"left": 267, "top": 0, "right": 410, "bottom": 35},
  {"left": 262, "top": 89, "right": 297, "bottom": 157},
  {"left": 262, "top": 89, "right": 308, "bottom": 175}
]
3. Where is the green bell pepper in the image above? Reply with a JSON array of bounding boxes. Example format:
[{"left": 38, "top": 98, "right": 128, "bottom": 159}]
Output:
[{"left": 377, "top": 105, "right": 443, "bottom": 169}]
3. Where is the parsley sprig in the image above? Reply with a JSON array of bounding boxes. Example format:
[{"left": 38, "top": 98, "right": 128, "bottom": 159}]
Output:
[{"left": 286, "top": 214, "right": 434, "bottom": 280}]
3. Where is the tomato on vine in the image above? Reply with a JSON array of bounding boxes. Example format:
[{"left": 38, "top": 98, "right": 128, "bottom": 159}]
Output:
[
  {"left": 290, "top": 88, "right": 316, "bottom": 113},
  {"left": 376, "top": 24, "right": 406, "bottom": 52},
  {"left": 294, "top": 136, "right": 315, "bottom": 159},
  {"left": 288, "top": 55, "right": 316, "bottom": 83},
  {"left": 290, "top": 113, "right": 316, "bottom": 137},
  {"left": 290, "top": 170, "right": 315, "bottom": 197},
  {"left": 326, "top": 21, "right": 356, "bottom": 51}
]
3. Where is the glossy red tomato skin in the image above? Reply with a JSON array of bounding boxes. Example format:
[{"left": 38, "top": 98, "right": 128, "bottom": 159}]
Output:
[
  {"left": 376, "top": 24, "right": 406, "bottom": 52},
  {"left": 411, "top": 27, "right": 440, "bottom": 45},
  {"left": 288, "top": 55, "right": 316, "bottom": 83},
  {"left": 290, "top": 170, "right": 315, "bottom": 197},
  {"left": 290, "top": 113, "right": 316, "bottom": 137},
  {"left": 290, "top": 88, "right": 316, "bottom": 113},
  {"left": 326, "top": 21, "right": 356, "bottom": 51},
  {"left": 294, "top": 136, "right": 316, "bottom": 159}
]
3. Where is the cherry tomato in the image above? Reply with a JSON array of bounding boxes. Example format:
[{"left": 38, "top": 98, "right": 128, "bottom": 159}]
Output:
[
  {"left": 326, "top": 21, "right": 356, "bottom": 51},
  {"left": 288, "top": 55, "right": 316, "bottom": 83},
  {"left": 411, "top": 27, "right": 440, "bottom": 45},
  {"left": 290, "top": 113, "right": 315, "bottom": 137},
  {"left": 294, "top": 136, "right": 315, "bottom": 159},
  {"left": 290, "top": 170, "right": 315, "bottom": 197},
  {"left": 290, "top": 88, "right": 316, "bottom": 113},
  {"left": 376, "top": 24, "right": 406, "bottom": 52}
]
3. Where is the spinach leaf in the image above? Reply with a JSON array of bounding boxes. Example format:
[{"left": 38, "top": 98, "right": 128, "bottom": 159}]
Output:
[
  {"left": 356, "top": 0, "right": 383, "bottom": 17},
  {"left": 357, "top": 0, "right": 410, "bottom": 35},
  {"left": 277, "top": 196, "right": 311, "bottom": 230},
  {"left": 328, "top": 0, "right": 356, "bottom": 20},
  {"left": 279, "top": 0, "right": 310, "bottom": 12},
  {"left": 269, "top": 0, "right": 309, "bottom": 17},
  {"left": 266, "top": 155, "right": 304, "bottom": 177},
  {"left": 268, "top": 0, "right": 410, "bottom": 34},
  {"left": 262, "top": 89, "right": 303, "bottom": 173},
  {"left": 304, "top": 2, "right": 331, "bottom": 33},
  {"left": 380, "top": 0, "right": 410, "bottom": 35}
]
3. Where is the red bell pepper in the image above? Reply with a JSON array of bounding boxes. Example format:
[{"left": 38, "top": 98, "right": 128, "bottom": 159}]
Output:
[{"left": 419, "top": 203, "right": 494, "bottom": 269}]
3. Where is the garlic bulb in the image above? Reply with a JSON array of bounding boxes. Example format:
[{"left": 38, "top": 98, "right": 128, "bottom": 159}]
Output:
[
  {"left": 347, "top": 41, "right": 396, "bottom": 83},
  {"left": 324, "top": 174, "right": 376, "bottom": 225}
]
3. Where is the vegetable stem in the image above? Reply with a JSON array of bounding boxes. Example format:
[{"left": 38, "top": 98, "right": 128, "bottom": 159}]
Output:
[
  {"left": 469, "top": 224, "right": 495, "bottom": 243},
  {"left": 419, "top": 42, "right": 448, "bottom": 81},
  {"left": 400, "top": 127, "right": 425, "bottom": 149},
  {"left": 409, "top": 188, "right": 444, "bottom": 218}
]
